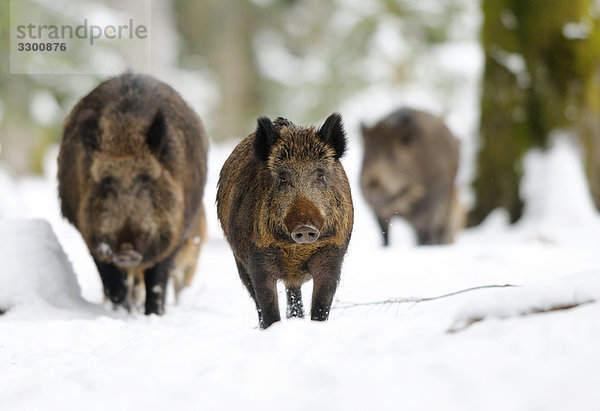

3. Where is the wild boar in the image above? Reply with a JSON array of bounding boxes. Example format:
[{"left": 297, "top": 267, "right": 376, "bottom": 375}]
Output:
[
  {"left": 216, "top": 114, "right": 353, "bottom": 328},
  {"left": 360, "top": 107, "right": 462, "bottom": 246},
  {"left": 58, "top": 73, "right": 208, "bottom": 315}
]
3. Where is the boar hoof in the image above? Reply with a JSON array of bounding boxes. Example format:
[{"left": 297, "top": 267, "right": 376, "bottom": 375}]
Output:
[{"left": 291, "top": 225, "right": 320, "bottom": 244}]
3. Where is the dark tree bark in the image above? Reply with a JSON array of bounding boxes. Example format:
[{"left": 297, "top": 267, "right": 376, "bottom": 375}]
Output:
[{"left": 470, "top": 0, "right": 600, "bottom": 225}]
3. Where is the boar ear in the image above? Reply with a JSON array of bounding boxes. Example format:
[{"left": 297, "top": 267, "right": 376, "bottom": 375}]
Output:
[
  {"left": 254, "top": 117, "right": 279, "bottom": 162},
  {"left": 317, "top": 113, "right": 347, "bottom": 159},
  {"left": 146, "top": 109, "right": 168, "bottom": 156},
  {"left": 78, "top": 110, "right": 99, "bottom": 151}
]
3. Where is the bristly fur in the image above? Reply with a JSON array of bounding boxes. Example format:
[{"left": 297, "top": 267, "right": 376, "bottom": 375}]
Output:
[
  {"left": 58, "top": 73, "right": 209, "bottom": 315},
  {"left": 360, "top": 107, "right": 462, "bottom": 246},
  {"left": 217, "top": 113, "right": 354, "bottom": 328},
  {"left": 254, "top": 114, "right": 346, "bottom": 162},
  {"left": 273, "top": 117, "right": 294, "bottom": 130}
]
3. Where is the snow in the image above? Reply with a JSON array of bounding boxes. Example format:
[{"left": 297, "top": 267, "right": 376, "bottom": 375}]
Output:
[
  {"left": 563, "top": 21, "right": 591, "bottom": 40},
  {"left": 29, "top": 91, "right": 62, "bottom": 127},
  {"left": 2, "top": 2, "right": 600, "bottom": 407},
  {"left": 0, "top": 219, "right": 92, "bottom": 317},
  {"left": 2, "top": 133, "right": 600, "bottom": 410},
  {"left": 519, "top": 134, "right": 600, "bottom": 229},
  {"left": 450, "top": 271, "right": 600, "bottom": 332}
]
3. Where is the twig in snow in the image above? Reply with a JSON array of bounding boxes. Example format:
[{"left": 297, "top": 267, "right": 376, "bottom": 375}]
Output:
[
  {"left": 333, "top": 284, "right": 517, "bottom": 310},
  {"left": 447, "top": 300, "right": 594, "bottom": 333}
]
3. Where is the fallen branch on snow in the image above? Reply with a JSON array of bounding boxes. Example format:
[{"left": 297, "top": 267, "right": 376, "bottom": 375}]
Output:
[
  {"left": 447, "top": 300, "right": 594, "bottom": 333},
  {"left": 333, "top": 284, "right": 518, "bottom": 310},
  {"left": 447, "top": 272, "right": 600, "bottom": 332}
]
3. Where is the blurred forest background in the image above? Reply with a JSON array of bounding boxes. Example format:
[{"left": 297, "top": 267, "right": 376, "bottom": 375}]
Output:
[{"left": 0, "top": 0, "right": 599, "bottom": 226}]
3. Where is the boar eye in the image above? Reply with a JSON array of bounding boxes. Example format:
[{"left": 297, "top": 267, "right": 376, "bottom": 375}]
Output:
[
  {"left": 314, "top": 169, "right": 326, "bottom": 185},
  {"left": 100, "top": 176, "right": 117, "bottom": 195},
  {"left": 367, "top": 179, "right": 380, "bottom": 189},
  {"left": 138, "top": 174, "right": 152, "bottom": 184},
  {"left": 136, "top": 174, "right": 153, "bottom": 191},
  {"left": 101, "top": 176, "right": 116, "bottom": 189},
  {"left": 277, "top": 172, "right": 290, "bottom": 188}
]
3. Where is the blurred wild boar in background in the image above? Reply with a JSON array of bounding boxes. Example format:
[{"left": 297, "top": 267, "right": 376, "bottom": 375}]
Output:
[
  {"left": 58, "top": 73, "right": 208, "bottom": 315},
  {"left": 360, "top": 107, "right": 463, "bottom": 246},
  {"left": 217, "top": 114, "right": 353, "bottom": 328}
]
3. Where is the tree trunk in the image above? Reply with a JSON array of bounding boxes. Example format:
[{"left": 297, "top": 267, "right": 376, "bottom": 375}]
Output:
[
  {"left": 470, "top": 0, "right": 600, "bottom": 226},
  {"left": 173, "top": 0, "right": 261, "bottom": 141}
]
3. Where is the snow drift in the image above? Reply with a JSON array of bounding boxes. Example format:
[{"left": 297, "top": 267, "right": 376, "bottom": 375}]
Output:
[
  {"left": 450, "top": 271, "right": 600, "bottom": 332},
  {"left": 0, "top": 218, "right": 93, "bottom": 317}
]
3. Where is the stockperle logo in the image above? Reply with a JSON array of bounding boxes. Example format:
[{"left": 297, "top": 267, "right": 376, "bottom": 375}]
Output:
[{"left": 10, "top": 0, "right": 151, "bottom": 75}]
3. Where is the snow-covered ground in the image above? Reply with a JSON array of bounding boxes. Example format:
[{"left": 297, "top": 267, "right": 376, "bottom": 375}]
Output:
[
  {"left": 2, "top": 2, "right": 600, "bottom": 406},
  {"left": 2, "top": 130, "right": 600, "bottom": 410}
]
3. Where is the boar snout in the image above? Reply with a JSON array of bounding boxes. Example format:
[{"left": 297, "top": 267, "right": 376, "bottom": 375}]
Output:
[
  {"left": 113, "top": 242, "right": 143, "bottom": 268},
  {"left": 283, "top": 197, "right": 325, "bottom": 244},
  {"left": 291, "top": 225, "right": 320, "bottom": 244}
]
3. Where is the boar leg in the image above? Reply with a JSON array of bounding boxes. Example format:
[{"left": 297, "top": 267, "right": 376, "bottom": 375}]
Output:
[
  {"left": 248, "top": 254, "right": 281, "bottom": 329},
  {"left": 377, "top": 217, "right": 390, "bottom": 247},
  {"left": 235, "top": 260, "right": 262, "bottom": 324},
  {"left": 172, "top": 205, "right": 207, "bottom": 300},
  {"left": 286, "top": 286, "right": 304, "bottom": 318},
  {"left": 94, "top": 258, "right": 129, "bottom": 310},
  {"left": 250, "top": 271, "right": 280, "bottom": 329},
  {"left": 432, "top": 226, "right": 448, "bottom": 245},
  {"left": 439, "top": 224, "right": 453, "bottom": 245},
  {"left": 416, "top": 230, "right": 432, "bottom": 245},
  {"left": 143, "top": 257, "right": 173, "bottom": 315},
  {"left": 308, "top": 249, "right": 343, "bottom": 321},
  {"left": 417, "top": 227, "right": 447, "bottom": 245}
]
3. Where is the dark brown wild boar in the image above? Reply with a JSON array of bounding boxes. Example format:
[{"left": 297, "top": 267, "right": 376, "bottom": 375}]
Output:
[
  {"left": 360, "top": 107, "right": 462, "bottom": 246},
  {"left": 217, "top": 114, "right": 353, "bottom": 329},
  {"left": 58, "top": 73, "right": 208, "bottom": 315}
]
